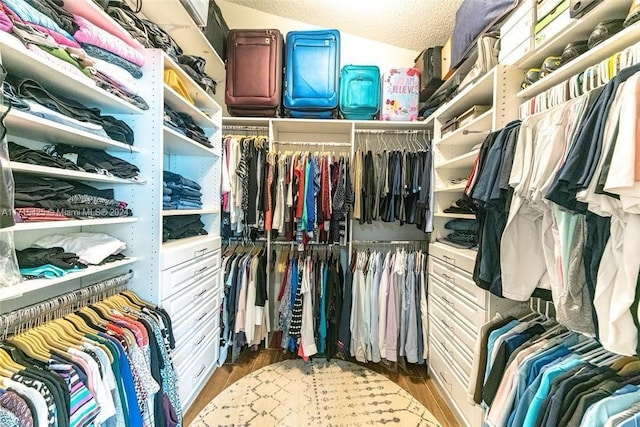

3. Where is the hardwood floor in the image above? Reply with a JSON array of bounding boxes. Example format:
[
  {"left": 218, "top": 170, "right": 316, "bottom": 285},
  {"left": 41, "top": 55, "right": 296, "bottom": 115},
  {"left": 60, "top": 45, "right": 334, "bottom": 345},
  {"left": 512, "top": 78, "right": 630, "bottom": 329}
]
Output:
[{"left": 183, "top": 348, "right": 461, "bottom": 427}]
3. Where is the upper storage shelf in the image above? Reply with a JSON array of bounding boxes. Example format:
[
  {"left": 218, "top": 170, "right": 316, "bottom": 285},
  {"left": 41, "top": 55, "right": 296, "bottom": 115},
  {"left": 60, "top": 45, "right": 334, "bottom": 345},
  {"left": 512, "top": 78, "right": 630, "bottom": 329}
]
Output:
[
  {"left": 5, "top": 110, "right": 141, "bottom": 152},
  {"left": 139, "top": 0, "right": 226, "bottom": 110},
  {"left": 516, "top": 0, "right": 632, "bottom": 70},
  {"left": 433, "top": 67, "right": 495, "bottom": 122},
  {"left": 163, "top": 53, "right": 221, "bottom": 116},
  {"left": 518, "top": 20, "right": 640, "bottom": 99},
  {"left": 0, "top": 33, "right": 143, "bottom": 115}
]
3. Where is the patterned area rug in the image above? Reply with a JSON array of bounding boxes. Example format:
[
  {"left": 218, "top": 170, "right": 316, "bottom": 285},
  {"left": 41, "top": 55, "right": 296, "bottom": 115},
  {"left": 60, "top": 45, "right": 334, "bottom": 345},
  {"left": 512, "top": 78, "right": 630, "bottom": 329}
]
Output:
[{"left": 192, "top": 359, "right": 442, "bottom": 427}]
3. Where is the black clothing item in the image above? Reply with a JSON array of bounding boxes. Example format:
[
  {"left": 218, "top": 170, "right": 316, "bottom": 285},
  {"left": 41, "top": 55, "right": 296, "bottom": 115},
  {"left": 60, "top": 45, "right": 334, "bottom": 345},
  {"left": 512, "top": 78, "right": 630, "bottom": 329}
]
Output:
[
  {"left": 360, "top": 151, "right": 375, "bottom": 224},
  {"left": 325, "top": 257, "right": 343, "bottom": 361},
  {"left": 584, "top": 212, "right": 609, "bottom": 338},
  {"left": 164, "top": 103, "right": 212, "bottom": 148},
  {"left": 8, "top": 76, "right": 135, "bottom": 144},
  {"left": 564, "top": 379, "right": 622, "bottom": 427},
  {"left": 9, "top": 141, "right": 83, "bottom": 171},
  {"left": 336, "top": 267, "right": 353, "bottom": 358},
  {"left": 162, "top": 215, "right": 207, "bottom": 241},
  {"left": 444, "top": 196, "right": 476, "bottom": 214},
  {"left": 51, "top": 145, "right": 140, "bottom": 180},
  {"left": 16, "top": 247, "right": 82, "bottom": 269},
  {"left": 177, "top": 55, "right": 217, "bottom": 96},
  {"left": 553, "top": 370, "right": 619, "bottom": 427},
  {"left": 255, "top": 254, "right": 268, "bottom": 307},
  {"left": 482, "top": 323, "right": 546, "bottom": 405}
]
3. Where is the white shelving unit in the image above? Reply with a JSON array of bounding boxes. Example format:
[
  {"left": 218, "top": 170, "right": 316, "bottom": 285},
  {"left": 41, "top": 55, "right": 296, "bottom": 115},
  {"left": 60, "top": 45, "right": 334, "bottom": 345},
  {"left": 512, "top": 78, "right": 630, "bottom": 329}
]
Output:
[
  {"left": 162, "top": 208, "right": 220, "bottom": 216},
  {"left": 9, "top": 162, "right": 144, "bottom": 184},
  {"left": 7, "top": 217, "right": 140, "bottom": 232},
  {"left": 137, "top": 0, "right": 227, "bottom": 110},
  {"left": 0, "top": 257, "right": 139, "bottom": 302}
]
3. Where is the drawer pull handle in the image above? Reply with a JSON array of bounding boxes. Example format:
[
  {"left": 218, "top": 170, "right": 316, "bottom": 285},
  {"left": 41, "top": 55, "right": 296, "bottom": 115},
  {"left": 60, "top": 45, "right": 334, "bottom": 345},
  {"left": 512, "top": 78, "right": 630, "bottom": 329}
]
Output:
[
  {"left": 439, "top": 370, "right": 451, "bottom": 385},
  {"left": 196, "top": 312, "right": 207, "bottom": 323},
  {"left": 193, "top": 289, "right": 207, "bottom": 300},
  {"left": 442, "top": 273, "right": 454, "bottom": 281},
  {"left": 194, "top": 248, "right": 207, "bottom": 256},
  {"left": 194, "top": 334, "right": 206, "bottom": 348},
  {"left": 193, "top": 266, "right": 209, "bottom": 276},
  {"left": 195, "top": 364, "right": 206, "bottom": 379}
]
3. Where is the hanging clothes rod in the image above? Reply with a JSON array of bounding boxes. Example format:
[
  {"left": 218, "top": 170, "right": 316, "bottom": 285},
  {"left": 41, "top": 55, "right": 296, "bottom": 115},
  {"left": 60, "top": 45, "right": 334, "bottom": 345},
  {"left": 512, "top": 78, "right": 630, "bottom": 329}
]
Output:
[
  {"left": 222, "top": 125, "right": 269, "bottom": 131},
  {"left": 0, "top": 271, "right": 133, "bottom": 337},
  {"left": 355, "top": 129, "right": 430, "bottom": 135},
  {"left": 271, "top": 140, "right": 352, "bottom": 147},
  {"left": 267, "top": 240, "right": 347, "bottom": 246},
  {"left": 351, "top": 240, "right": 429, "bottom": 245}
]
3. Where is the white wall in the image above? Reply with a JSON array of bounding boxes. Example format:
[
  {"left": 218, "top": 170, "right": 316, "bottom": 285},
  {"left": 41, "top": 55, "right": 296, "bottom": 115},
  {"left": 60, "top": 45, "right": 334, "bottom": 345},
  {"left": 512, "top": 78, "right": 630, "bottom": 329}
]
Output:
[{"left": 217, "top": 0, "right": 420, "bottom": 70}]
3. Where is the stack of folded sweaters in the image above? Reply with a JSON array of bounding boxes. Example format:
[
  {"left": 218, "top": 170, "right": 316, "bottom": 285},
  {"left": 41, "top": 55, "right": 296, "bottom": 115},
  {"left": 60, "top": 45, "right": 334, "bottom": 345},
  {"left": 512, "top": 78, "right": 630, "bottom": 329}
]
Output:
[
  {"left": 163, "top": 215, "right": 207, "bottom": 242},
  {"left": 164, "top": 104, "right": 212, "bottom": 149},
  {"left": 9, "top": 142, "right": 142, "bottom": 180},
  {"left": 0, "top": 0, "right": 148, "bottom": 109},
  {"left": 163, "top": 170, "right": 202, "bottom": 210},
  {"left": 438, "top": 218, "right": 478, "bottom": 249},
  {"left": 13, "top": 174, "right": 131, "bottom": 220},
  {"left": 16, "top": 232, "right": 126, "bottom": 279}
]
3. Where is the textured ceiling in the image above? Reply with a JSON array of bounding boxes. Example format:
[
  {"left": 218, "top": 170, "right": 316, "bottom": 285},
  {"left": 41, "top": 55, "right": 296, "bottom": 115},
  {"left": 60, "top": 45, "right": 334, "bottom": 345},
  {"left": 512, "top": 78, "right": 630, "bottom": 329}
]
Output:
[{"left": 225, "top": 0, "right": 464, "bottom": 51}]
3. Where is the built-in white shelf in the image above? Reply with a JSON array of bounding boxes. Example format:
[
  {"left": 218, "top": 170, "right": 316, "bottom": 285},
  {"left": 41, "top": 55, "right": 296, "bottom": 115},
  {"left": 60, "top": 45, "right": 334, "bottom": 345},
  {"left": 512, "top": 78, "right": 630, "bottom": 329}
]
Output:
[
  {"left": 518, "top": 20, "right": 640, "bottom": 99},
  {"left": 435, "top": 109, "right": 493, "bottom": 147},
  {"left": 271, "top": 118, "right": 354, "bottom": 135},
  {"left": 5, "top": 110, "right": 141, "bottom": 153},
  {"left": 435, "top": 183, "right": 467, "bottom": 193},
  {"left": 517, "top": 0, "right": 632, "bottom": 69},
  {"left": 0, "top": 257, "right": 138, "bottom": 302},
  {"left": 353, "top": 119, "right": 433, "bottom": 130},
  {"left": 435, "top": 150, "right": 479, "bottom": 169},
  {"left": 164, "top": 84, "right": 218, "bottom": 131},
  {"left": 434, "top": 68, "right": 495, "bottom": 121},
  {"left": 4, "top": 217, "right": 139, "bottom": 232},
  {"left": 163, "top": 53, "right": 221, "bottom": 116},
  {"left": 139, "top": 0, "right": 226, "bottom": 109},
  {"left": 434, "top": 212, "right": 476, "bottom": 219},
  {"left": 0, "top": 32, "right": 142, "bottom": 115},
  {"left": 163, "top": 126, "right": 219, "bottom": 157},
  {"left": 162, "top": 209, "right": 220, "bottom": 216},
  {"left": 9, "top": 162, "right": 144, "bottom": 184}
]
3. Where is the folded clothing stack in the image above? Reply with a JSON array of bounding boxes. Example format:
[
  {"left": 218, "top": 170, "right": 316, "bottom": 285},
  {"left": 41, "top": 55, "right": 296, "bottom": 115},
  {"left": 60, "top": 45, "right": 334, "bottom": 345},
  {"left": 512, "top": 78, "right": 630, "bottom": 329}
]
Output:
[
  {"left": 163, "top": 215, "right": 207, "bottom": 242},
  {"left": 14, "top": 174, "right": 132, "bottom": 219},
  {"left": 16, "top": 232, "right": 126, "bottom": 278},
  {"left": 164, "top": 103, "right": 212, "bottom": 148},
  {"left": 163, "top": 170, "right": 202, "bottom": 210},
  {"left": 443, "top": 196, "right": 476, "bottom": 214},
  {"left": 4, "top": 78, "right": 135, "bottom": 144},
  {"left": 9, "top": 142, "right": 142, "bottom": 181},
  {"left": 178, "top": 55, "right": 217, "bottom": 96},
  {"left": 438, "top": 218, "right": 478, "bottom": 249},
  {"left": 0, "top": 0, "right": 148, "bottom": 109},
  {"left": 50, "top": 144, "right": 141, "bottom": 180}
]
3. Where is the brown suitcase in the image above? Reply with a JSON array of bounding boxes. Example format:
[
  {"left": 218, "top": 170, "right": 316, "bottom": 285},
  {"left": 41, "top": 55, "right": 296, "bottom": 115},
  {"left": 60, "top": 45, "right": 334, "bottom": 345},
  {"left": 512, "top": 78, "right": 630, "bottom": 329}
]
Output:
[{"left": 225, "top": 29, "right": 284, "bottom": 117}]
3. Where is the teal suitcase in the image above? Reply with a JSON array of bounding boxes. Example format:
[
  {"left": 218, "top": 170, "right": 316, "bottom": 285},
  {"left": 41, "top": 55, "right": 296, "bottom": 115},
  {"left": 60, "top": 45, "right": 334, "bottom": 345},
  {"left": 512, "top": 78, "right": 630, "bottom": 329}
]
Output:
[{"left": 339, "top": 65, "right": 381, "bottom": 120}]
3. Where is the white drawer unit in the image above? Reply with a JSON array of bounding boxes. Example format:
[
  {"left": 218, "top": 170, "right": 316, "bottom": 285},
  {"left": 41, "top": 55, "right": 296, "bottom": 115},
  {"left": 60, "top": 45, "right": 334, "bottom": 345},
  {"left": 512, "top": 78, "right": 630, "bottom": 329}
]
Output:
[
  {"left": 500, "top": 0, "right": 534, "bottom": 61},
  {"left": 428, "top": 244, "right": 519, "bottom": 426},
  {"left": 161, "top": 250, "right": 221, "bottom": 300},
  {"left": 162, "top": 270, "right": 220, "bottom": 322},
  {"left": 430, "top": 256, "right": 487, "bottom": 309},
  {"left": 161, "top": 235, "right": 221, "bottom": 270},
  {"left": 430, "top": 335, "right": 484, "bottom": 427},
  {"left": 176, "top": 329, "right": 220, "bottom": 409},
  {"left": 174, "top": 311, "right": 220, "bottom": 373}
]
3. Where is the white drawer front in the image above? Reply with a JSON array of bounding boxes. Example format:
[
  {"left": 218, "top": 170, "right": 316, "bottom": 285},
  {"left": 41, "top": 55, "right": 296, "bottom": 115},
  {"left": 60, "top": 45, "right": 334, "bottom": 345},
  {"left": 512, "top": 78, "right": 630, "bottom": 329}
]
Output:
[
  {"left": 429, "top": 337, "right": 484, "bottom": 427},
  {"left": 430, "top": 316, "right": 472, "bottom": 376},
  {"left": 535, "top": 7, "right": 571, "bottom": 48},
  {"left": 161, "top": 252, "right": 220, "bottom": 300},
  {"left": 162, "top": 236, "right": 221, "bottom": 271},
  {"left": 429, "top": 297, "right": 476, "bottom": 357},
  {"left": 174, "top": 312, "right": 219, "bottom": 372},
  {"left": 429, "top": 244, "right": 476, "bottom": 273},
  {"left": 430, "top": 277, "right": 486, "bottom": 332},
  {"left": 502, "top": 0, "right": 533, "bottom": 34},
  {"left": 176, "top": 331, "right": 219, "bottom": 406},
  {"left": 501, "top": 13, "right": 532, "bottom": 56},
  {"left": 430, "top": 257, "right": 487, "bottom": 309},
  {"left": 162, "top": 270, "right": 219, "bottom": 322},
  {"left": 172, "top": 295, "right": 219, "bottom": 351}
]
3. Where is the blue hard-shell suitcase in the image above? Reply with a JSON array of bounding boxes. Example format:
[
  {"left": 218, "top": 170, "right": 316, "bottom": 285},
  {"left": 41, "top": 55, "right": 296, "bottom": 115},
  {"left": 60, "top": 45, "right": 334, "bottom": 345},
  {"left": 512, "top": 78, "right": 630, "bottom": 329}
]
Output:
[
  {"left": 283, "top": 29, "right": 340, "bottom": 117},
  {"left": 339, "top": 65, "right": 381, "bottom": 120}
]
